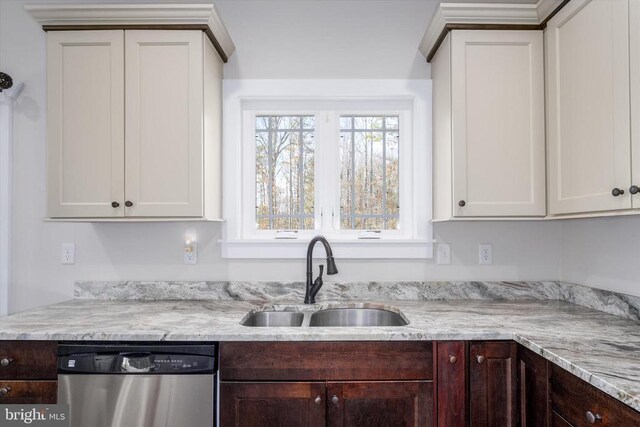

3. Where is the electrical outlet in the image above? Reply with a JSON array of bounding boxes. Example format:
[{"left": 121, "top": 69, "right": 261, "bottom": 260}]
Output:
[
  {"left": 61, "top": 243, "right": 75, "bottom": 264},
  {"left": 184, "top": 242, "right": 197, "bottom": 265},
  {"left": 479, "top": 244, "right": 492, "bottom": 265},
  {"left": 437, "top": 243, "right": 451, "bottom": 265}
]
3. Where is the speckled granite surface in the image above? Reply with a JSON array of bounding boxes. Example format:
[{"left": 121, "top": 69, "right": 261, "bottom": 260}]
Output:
[
  {"left": 1, "top": 298, "right": 639, "bottom": 413},
  {"left": 75, "top": 280, "right": 640, "bottom": 321}
]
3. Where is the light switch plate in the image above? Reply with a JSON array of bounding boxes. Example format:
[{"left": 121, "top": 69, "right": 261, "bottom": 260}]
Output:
[{"left": 437, "top": 243, "right": 451, "bottom": 265}]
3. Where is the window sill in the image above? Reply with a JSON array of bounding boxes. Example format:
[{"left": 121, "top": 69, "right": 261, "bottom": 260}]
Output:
[{"left": 219, "top": 238, "right": 435, "bottom": 259}]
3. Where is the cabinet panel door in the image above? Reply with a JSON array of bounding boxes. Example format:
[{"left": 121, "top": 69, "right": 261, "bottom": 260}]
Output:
[
  {"left": 0, "top": 381, "right": 57, "bottom": 404},
  {"left": 546, "top": 0, "right": 631, "bottom": 214},
  {"left": 631, "top": 0, "right": 640, "bottom": 208},
  {"left": 517, "top": 345, "right": 549, "bottom": 427},
  {"left": 451, "top": 30, "right": 545, "bottom": 217},
  {"left": 435, "top": 341, "right": 467, "bottom": 427},
  {"left": 469, "top": 341, "right": 517, "bottom": 427},
  {"left": 47, "top": 30, "right": 124, "bottom": 218},
  {"left": 327, "top": 381, "right": 433, "bottom": 427},
  {"left": 220, "top": 382, "right": 326, "bottom": 427},
  {"left": 125, "top": 30, "right": 203, "bottom": 217}
]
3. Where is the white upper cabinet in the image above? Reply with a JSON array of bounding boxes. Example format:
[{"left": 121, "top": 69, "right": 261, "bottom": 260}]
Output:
[
  {"left": 46, "top": 30, "right": 225, "bottom": 219},
  {"left": 432, "top": 30, "right": 546, "bottom": 220},
  {"left": 631, "top": 0, "right": 640, "bottom": 208},
  {"left": 546, "top": 0, "right": 632, "bottom": 215},
  {"left": 33, "top": 4, "right": 233, "bottom": 220},
  {"left": 124, "top": 30, "right": 204, "bottom": 218},
  {"left": 47, "top": 31, "right": 125, "bottom": 218}
]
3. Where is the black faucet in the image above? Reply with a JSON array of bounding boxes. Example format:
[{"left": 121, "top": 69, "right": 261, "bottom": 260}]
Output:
[{"left": 304, "top": 236, "right": 338, "bottom": 304}]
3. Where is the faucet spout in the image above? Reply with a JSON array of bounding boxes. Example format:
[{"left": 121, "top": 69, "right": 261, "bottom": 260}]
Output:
[{"left": 305, "top": 236, "right": 338, "bottom": 304}]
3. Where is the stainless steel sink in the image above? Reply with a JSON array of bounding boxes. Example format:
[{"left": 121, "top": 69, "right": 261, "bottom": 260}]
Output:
[
  {"left": 308, "top": 308, "right": 408, "bottom": 327},
  {"left": 242, "top": 311, "right": 304, "bottom": 327}
]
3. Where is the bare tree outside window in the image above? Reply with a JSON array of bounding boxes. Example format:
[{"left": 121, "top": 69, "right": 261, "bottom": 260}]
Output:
[
  {"left": 255, "top": 115, "right": 315, "bottom": 229},
  {"left": 340, "top": 116, "right": 400, "bottom": 230}
]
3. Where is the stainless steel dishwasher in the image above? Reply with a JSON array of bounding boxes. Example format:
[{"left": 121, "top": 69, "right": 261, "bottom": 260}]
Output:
[{"left": 58, "top": 343, "right": 217, "bottom": 427}]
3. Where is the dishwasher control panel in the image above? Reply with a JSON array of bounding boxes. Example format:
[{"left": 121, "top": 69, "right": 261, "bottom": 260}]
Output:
[{"left": 58, "top": 343, "right": 217, "bottom": 374}]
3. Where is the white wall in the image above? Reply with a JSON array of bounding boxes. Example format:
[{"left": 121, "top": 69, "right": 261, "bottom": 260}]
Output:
[
  {"left": 0, "top": 0, "right": 569, "bottom": 314},
  {"left": 215, "top": 0, "right": 436, "bottom": 79},
  {"left": 562, "top": 215, "right": 640, "bottom": 297}
]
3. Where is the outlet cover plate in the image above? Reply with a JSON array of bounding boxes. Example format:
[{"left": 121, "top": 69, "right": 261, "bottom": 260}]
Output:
[
  {"left": 61, "top": 243, "right": 75, "bottom": 264},
  {"left": 437, "top": 243, "right": 451, "bottom": 265},
  {"left": 479, "top": 244, "right": 492, "bottom": 265}
]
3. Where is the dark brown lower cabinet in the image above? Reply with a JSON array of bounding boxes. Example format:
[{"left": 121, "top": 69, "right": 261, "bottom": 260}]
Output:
[
  {"left": 219, "top": 342, "right": 434, "bottom": 427},
  {"left": 436, "top": 341, "right": 467, "bottom": 427},
  {"left": 0, "top": 381, "right": 57, "bottom": 404},
  {"left": 0, "top": 341, "right": 58, "bottom": 404},
  {"left": 550, "top": 364, "right": 640, "bottom": 426},
  {"left": 327, "top": 381, "right": 433, "bottom": 427},
  {"left": 220, "top": 380, "right": 433, "bottom": 427},
  {"left": 517, "top": 345, "right": 549, "bottom": 427},
  {"left": 220, "top": 382, "right": 326, "bottom": 427},
  {"left": 218, "top": 341, "right": 640, "bottom": 427},
  {"left": 551, "top": 411, "right": 573, "bottom": 427},
  {"left": 469, "top": 341, "right": 517, "bottom": 427}
]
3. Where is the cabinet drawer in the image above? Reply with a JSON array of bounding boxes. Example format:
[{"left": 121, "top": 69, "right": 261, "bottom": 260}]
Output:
[
  {"left": 550, "top": 365, "right": 640, "bottom": 426},
  {"left": 220, "top": 342, "right": 433, "bottom": 381},
  {"left": 0, "top": 381, "right": 57, "bottom": 404},
  {"left": 0, "top": 341, "right": 57, "bottom": 380}
]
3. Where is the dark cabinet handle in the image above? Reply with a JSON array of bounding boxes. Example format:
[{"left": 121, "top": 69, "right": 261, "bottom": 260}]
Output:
[
  {"left": 111, "top": 201, "right": 120, "bottom": 208},
  {"left": 125, "top": 201, "right": 133, "bottom": 207},
  {"left": 458, "top": 200, "right": 466, "bottom": 207},
  {"left": 612, "top": 188, "right": 624, "bottom": 197},
  {"left": 630, "top": 185, "right": 639, "bottom": 195},
  {"left": 331, "top": 395, "right": 339, "bottom": 405}
]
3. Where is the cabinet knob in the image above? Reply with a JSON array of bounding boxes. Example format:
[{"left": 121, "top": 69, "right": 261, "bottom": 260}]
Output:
[
  {"left": 314, "top": 396, "right": 321, "bottom": 405},
  {"left": 0, "top": 387, "right": 11, "bottom": 396},
  {"left": 125, "top": 201, "right": 133, "bottom": 207},
  {"left": 612, "top": 188, "right": 624, "bottom": 197},
  {"left": 630, "top": 185, "right": 639, "bottom": 195},
  {"left": 331, "top": 395, "right": 339, "bottom": 405},
  {"left": 111, "top": 201, "right": 120, "bottom": 208},
  {"left": 0, "top": 358, "right": 10, "bottom": 367},
  {"left": 476, "top": 355, "right": 485, "bottom": 364},
  {"left": 458, "top": 200, "right": 466, "bottom": 207},
  {"left": 449, "top": 355, "right": 458, "bottom": 364},
  {"left": 585, "top": 411, "right": 602, "bottom": 424}
]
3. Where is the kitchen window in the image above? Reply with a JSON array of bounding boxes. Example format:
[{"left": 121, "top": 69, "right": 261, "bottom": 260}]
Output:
[{"left": 222, "top": 80, "right": 432, "bottom": 258}]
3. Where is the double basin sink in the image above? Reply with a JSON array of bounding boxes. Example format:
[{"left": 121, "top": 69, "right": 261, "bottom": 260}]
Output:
[{"left": 242, "top": 306, "right": 409, "bottom": 328}]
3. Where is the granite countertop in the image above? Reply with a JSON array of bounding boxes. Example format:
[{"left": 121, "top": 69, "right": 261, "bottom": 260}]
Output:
[{"left": 1, "top": 297, "right": 639, "bottom": 412}]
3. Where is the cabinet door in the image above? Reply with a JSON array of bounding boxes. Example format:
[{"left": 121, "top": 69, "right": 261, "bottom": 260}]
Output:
[
  {"left": 546, "top": 0, "right": 631, "bottom": 215},
  {"left": 124, "top": 30, "right": 203, "bottom": 217},
  {"left": 550, "top": 364, "right": 640, "bottom": 426},
  {"left": 220, "top": 382, "right": 326, "bottom": 427},
  {"left": 631, "top": 0, "right": 640, "bottom": 208},
  {"left": 435, "top": 341, "right": 467, "bottom": 427},
  {"left": 451, "top": 30, "right": 545, "bottom": 217},
  {"left": 517, "top": 345, "right": 549, "bottom": 427},
  {"left": 47, "top": 30, "right": 125, "bottom": 218},
  {"left": 469, "top": 341, "right": 517, "bottom": 427},
  {"left": 0, "top": 381, "right": 57, "bottom": 404},
  {"left": 327, "top": 381, "right": 433, "bottom": 427}
]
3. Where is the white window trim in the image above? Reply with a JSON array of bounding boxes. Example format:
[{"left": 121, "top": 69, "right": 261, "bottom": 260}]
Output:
[{"left": 221, "top": 79, "right": 434, "bottom": 259}]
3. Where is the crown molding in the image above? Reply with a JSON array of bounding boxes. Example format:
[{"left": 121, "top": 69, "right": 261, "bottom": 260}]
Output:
[
  {"left": 419, "top": 0, "right": 566, "bottom": 62},
  {"left": 25, "top": 4, "right": 235, "bottom": 61}
]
